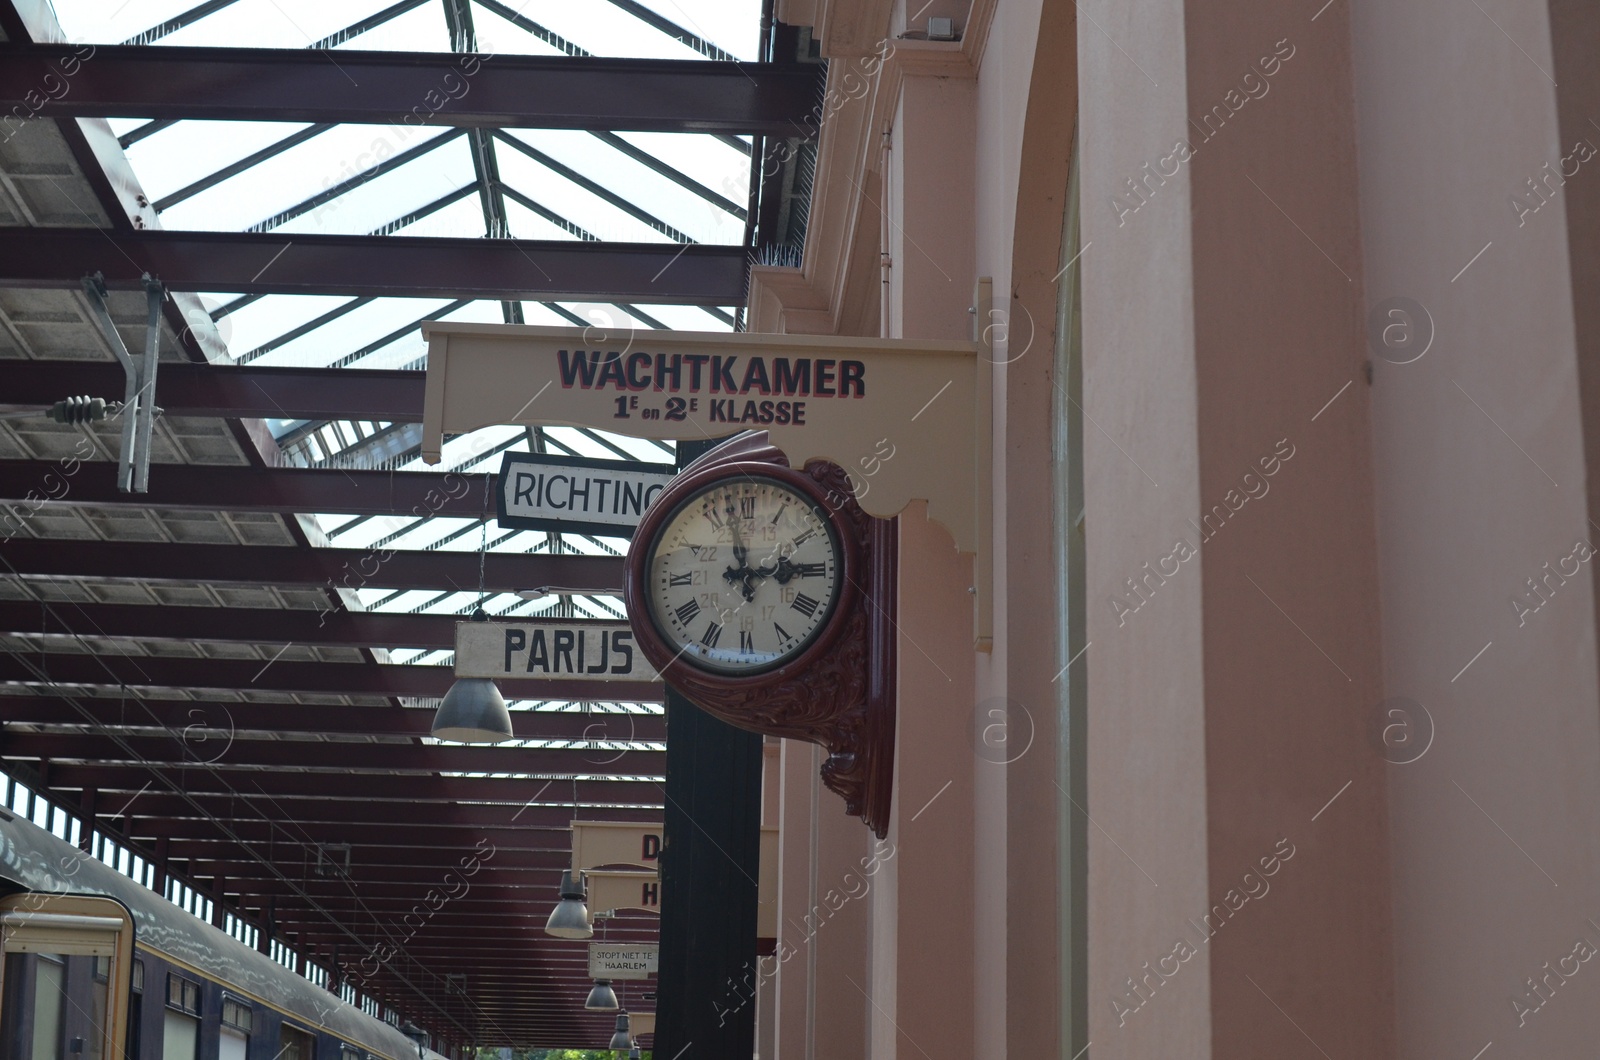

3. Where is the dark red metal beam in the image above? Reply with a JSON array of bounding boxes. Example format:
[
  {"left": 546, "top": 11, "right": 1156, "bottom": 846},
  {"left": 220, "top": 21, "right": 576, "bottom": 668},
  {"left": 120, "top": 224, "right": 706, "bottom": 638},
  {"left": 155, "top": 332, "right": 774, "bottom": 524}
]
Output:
[
  {"left": 2, "top": 600, "right": 455, "bottom": 649},
  {"left": 120, "top": 816, "right": 649, "bottom": 851},
  {"left": 1, "top": 733, "right": 664, "bottom": 776},
  {"left": 42, "top": 763, "right": 664, "bottom": 803},
  {"left": 271, "top": 906, "right": 656, "bottom": 928},
  {"left": 0, "top": 44, "right": 820, "bottom": 135},
  {"left": 239, "top": 889, "right": 569, "bottom": 913},
  {"left": 0, "top": 362, "right": 424, "bottom": 421},
  {"left": 89, "top": 793, "right": 655, "bottom": 827},
  {"left": 0, "top": 228, "right": 747, "bottom": 304},
  {"left": 0, "top": 460, "right": 485, "bottom": 517},
  {"left": 0, "top": 651, "right": 662, "bottom": 701},
  {"left": 121, "top": 817, "right": 652, "bottom": 847},
  {"left": 203, "top": 873, "right": 563, "bottom": 899},
  {"left": 222, "top": 900, "right": 648, "bottom": 928},
  {"left": 0, "top": 602, "right": 645, "bottom": 652},
  {"left": 0, "top": 696, "right": 662, "bottom": 742},
  {"left": 0, "top": 539, "right": 623, "bottom": 593},
  {"left": 274, "top": 938, "right": 629, "bottom": 959},
  {"left": 163, "top": 843, "right": 571, "bottom": 871}
]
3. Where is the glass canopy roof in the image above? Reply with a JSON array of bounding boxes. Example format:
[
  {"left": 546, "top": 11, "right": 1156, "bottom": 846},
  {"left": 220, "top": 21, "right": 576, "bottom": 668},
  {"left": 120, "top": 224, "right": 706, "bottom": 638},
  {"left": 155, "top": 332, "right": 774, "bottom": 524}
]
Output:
[{"left": 46, "top": 0, "right": 763, "bottom": 728}]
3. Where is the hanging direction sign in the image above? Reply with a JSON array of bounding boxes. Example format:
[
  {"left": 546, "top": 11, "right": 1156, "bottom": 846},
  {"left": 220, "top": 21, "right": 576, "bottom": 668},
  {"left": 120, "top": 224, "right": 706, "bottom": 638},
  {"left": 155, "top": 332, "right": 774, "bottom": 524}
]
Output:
[
  {"left": 572, "top": 821, "right": 662, "bottom": 872},
  {"left": 419, "top": 310, "right": 996, "bottom": 649},
  {"left": 454, "top": 620, "right": 660, "bottom": 682},
  {"left": 497, "top": 452, "right": 675, "bottom": 538},
  {"left": 588, "top": 943, "right": 659, "bottom": 980},
  {"left": 588, "top": 869, "right": 660, "bottom": 915},
  {"left": 420, "top": 322, "right": 982, "bottom": 550}
]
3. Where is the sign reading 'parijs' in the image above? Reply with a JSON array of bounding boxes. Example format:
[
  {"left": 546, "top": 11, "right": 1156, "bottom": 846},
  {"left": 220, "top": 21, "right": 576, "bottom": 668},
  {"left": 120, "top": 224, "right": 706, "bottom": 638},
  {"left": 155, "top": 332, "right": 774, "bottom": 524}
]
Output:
[
  {"left": 495, "top": 451, "right": 675, "bottom": 538},
  {"left": 453, "top": 620, "right": 659, "bottom": 682}
]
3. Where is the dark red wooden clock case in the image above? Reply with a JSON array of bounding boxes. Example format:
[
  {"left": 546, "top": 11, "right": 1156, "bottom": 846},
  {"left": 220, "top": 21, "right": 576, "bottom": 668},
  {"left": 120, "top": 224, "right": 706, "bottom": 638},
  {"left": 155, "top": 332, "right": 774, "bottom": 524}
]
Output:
[{"left": 623, "top": 431, "right": 897, "bottom": 838}]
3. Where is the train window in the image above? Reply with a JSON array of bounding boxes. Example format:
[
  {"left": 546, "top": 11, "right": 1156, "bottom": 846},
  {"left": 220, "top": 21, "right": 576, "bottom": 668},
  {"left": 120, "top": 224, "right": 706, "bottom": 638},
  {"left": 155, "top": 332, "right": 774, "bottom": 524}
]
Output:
[
  {"left": 31, "top": 955, "right": 66, "bottom": 1060},
  {"left": 0, "top": 895, "right": 133, "bottom": 1060},
  {"left": 162, "top": 1010, "right": 199, "bottom": 1060},
  {"left": 278, "top": 1023, "right": 315, "bottom": 1060},
  {"left": 165, "top": 974, "right": 201, "bottom": 1015},
  {"left": 220, "top": 996, "right": 253, "bottom": 1033},
  {"left": 131, "top": 960, "right": 143, "bottom": 993},
  {"left": 339, "top": 1046, "right": 364, "bottom": 1060},
  {"left": 218, "top": 998, "right": 248, "bottom": 1060}
]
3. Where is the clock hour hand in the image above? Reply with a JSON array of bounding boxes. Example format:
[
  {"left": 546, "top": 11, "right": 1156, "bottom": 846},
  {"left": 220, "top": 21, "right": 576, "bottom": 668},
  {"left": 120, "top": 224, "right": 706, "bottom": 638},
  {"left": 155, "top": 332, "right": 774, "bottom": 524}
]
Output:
[{"left": 763, "top": 556, "right": 824, "bottom": 584}]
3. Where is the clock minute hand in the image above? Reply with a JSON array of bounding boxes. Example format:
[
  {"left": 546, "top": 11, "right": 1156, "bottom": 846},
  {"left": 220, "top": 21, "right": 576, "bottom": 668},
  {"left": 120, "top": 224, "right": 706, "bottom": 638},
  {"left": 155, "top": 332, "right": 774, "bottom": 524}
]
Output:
[
  {"left": 722, "top": 503, "right": 756, "bottom": 597},
  {"left": 722, "top": 558, "right": 756, "bottom": 598},
  {"left": 724, "top": 536, "right": 766, "bottom": 602}
]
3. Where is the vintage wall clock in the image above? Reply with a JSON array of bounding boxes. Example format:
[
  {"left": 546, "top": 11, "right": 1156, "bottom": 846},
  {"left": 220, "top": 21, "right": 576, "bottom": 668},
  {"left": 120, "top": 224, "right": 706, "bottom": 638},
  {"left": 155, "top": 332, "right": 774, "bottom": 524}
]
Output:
[{"left": 623, "top": 431, "right": 897, "bottom": 837}]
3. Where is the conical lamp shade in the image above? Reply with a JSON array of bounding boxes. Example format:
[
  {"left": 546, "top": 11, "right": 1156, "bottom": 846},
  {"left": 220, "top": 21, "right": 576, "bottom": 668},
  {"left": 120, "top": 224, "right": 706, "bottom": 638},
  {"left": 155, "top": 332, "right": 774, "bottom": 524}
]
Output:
[
  {"left": 608, "top": 1013, "right": 632, "bottom": 1050},
  {"left": 431, "top": 678, "right": 512, "bottom": 743},
  {"left": 585, "top": 980, "right": 619, "bottom": 1011},
  {"left": 545, "top": 870, "right": 593, "bottom": 939}
]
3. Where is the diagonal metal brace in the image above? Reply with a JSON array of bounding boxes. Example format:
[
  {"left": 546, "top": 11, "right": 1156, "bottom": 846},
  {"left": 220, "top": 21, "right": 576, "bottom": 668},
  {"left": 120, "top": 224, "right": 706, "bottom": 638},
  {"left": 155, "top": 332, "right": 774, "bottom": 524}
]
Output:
[{"left": 81, "top": 272, "right": 165, "bottom": 493}]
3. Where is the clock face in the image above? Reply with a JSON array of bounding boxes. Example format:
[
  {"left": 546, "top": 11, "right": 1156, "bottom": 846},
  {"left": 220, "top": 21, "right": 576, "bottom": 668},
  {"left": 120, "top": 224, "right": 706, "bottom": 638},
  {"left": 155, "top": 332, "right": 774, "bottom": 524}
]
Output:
[{"left": 646, "top": 476, "right": 843, "bottom": 674}]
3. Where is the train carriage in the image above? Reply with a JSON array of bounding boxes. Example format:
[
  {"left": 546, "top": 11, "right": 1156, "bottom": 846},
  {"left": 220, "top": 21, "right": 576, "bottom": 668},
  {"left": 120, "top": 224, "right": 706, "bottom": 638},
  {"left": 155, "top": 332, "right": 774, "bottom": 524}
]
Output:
[{"left": 0, "top": 806, "right": 439, "bottom": 1060}]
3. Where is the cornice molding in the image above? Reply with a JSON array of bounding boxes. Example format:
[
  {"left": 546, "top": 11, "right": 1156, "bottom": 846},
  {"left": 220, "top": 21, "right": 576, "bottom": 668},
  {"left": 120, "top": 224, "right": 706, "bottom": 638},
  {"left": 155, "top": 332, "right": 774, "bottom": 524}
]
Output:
[
  {"left": 746, "top": 39, "right": 977, "bottom": 337},
  {"left": 960, "top": 0, "right": 1000, "bottom": 70}
]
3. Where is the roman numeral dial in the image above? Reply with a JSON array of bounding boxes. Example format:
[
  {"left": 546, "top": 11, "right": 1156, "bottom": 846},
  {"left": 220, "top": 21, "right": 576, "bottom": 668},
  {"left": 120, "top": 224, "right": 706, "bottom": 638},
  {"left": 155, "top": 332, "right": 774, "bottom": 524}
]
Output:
[{"left": 646, "top": 476, "right": 842, "bottom": 674}]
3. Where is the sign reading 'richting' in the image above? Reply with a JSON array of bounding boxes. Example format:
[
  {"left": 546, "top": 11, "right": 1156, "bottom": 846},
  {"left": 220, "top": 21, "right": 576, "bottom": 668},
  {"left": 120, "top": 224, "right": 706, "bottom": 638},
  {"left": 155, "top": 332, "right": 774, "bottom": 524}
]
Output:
[{"left": 496, "top": 451, "right": 674, "bottom": 538}]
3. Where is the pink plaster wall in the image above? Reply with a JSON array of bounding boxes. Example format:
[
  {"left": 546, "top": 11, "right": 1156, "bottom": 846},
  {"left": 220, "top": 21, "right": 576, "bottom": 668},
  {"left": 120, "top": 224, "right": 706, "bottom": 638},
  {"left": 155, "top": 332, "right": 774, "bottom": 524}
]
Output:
[
  {"left": 1349, "top": 0, "right": 1600, "bottom": 1054},
  {"left": 1075, "top": 0, "right": 1216, "bottom": 1052},
  {"left": 993, "top": 0, "right": 1081, "bottom": 1050},
  {"left": 1183, "top": 3, "right": 1394, "bottom": 1055},
  {"left": 887, "top": 75, "right": 976, "bottom": 341},
  {"left": 810, "top": 800, "right": 872, "bottom": 1057},
  {"left": 773, "top": 740, "right": 815, "bottom": 1060},
  {"left": 880, "top": 68, "right": 980, "bottom": 1058},
  {"left": 1079, "top": 0, "right": 1397, "bottom": 1055},
  {"left": 772, "top": 738, "right": 872, "bottom": 1059},
  {"left": 881, "top": 503, "right": 977, "bottom": 1059},
  {"left": 767, "top": 0, "right": 1600, "bottom": 1051}
]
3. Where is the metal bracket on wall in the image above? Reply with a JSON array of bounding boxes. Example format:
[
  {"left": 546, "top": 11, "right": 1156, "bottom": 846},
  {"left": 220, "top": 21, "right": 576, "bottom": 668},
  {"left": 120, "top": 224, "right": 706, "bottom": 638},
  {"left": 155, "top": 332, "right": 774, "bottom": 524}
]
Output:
[{"left": 81, "top": 272, "right": 164, "bottom": 493}]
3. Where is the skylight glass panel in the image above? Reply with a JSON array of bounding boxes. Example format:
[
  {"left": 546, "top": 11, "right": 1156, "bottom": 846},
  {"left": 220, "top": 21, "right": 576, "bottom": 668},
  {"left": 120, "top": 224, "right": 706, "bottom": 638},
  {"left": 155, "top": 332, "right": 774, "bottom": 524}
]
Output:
[
  {"left": 242, "top": 296, "right": 459, "bottom": 368},
  {"left": 504, "top": 129, "right": 747, "bottom": 243},
  {"left": 164, "top": 0, "right": 427, "bottom": 50},
  {"left": 496, "top": 137, "right": 678, "bottom": 244},
  {"left": 223, "top": 295, "right": 356, "bottom": 358},
  {"left": 121, "top": 121, "right": 317, "bottom": 201},
  {"left": 616, "top": 130, "right": 751, "bottom": 191},
  {"left": 478, "top": 0, "right": 703, "bottom": 61},
  {"left": 50, "top": 1, "right": 194, "bottom": 43},
  {"left": 332, "top": 2, "right": 453, "bottom": 51}
]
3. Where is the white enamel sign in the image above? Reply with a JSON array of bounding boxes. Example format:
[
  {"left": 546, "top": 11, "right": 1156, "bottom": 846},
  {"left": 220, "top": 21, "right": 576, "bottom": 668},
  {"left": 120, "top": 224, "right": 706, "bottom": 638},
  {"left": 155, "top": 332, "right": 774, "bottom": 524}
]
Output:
[
  {"left": 588, "top": 943, "right": 659, "bottom": 980},
  {"left": 453, "top": 621, "right": 660, "bottom": 682}
]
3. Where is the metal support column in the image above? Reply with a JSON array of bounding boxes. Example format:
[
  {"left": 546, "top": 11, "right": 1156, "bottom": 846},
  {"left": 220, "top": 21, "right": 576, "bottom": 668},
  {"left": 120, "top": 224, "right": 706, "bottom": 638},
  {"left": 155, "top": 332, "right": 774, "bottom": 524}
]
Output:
[
  {"left": 653, "top": 436, "right": 763, "bottom": 1060},
  {"left": 80, "top": 272, "right": 165, "bottom": 492}
]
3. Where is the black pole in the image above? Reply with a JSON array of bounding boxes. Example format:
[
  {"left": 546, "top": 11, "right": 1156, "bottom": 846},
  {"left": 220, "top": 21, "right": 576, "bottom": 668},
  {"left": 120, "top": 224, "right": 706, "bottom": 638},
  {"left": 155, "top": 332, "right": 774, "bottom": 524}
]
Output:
[{"left": 652, "top": 436, "right": 763, "bottom": 1059}]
